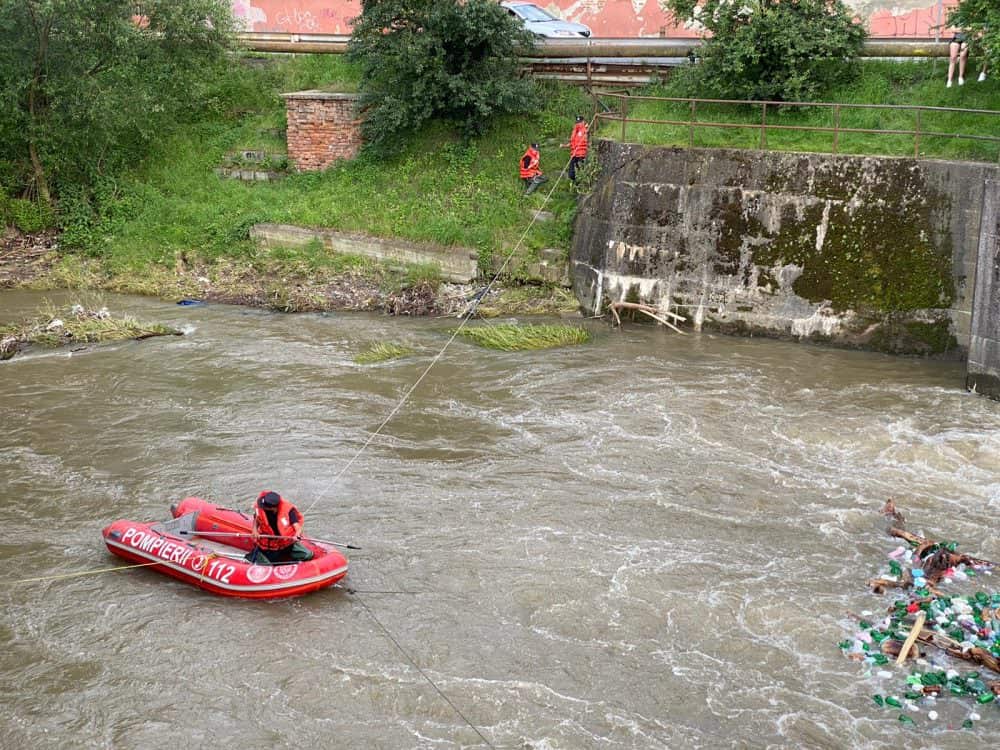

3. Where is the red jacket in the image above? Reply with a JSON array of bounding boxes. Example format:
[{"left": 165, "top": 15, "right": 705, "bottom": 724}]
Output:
[
  {"left": 569, "top": 122, "right": 589, "bottom": 158},
  {"left": 252, "top": 492, "right": 304, "bottom": 551},
  {"left": 520, "top": 146, "right": 541, "bottom": 179}
]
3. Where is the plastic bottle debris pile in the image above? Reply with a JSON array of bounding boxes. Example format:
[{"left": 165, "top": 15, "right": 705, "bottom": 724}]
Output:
[{"left": 840, "top": 534, "right": 998, "bottom": 729}]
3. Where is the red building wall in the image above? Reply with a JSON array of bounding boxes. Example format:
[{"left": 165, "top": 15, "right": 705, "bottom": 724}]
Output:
[{"left": 233, "top": 0, "right": 958, "bottom": 39}]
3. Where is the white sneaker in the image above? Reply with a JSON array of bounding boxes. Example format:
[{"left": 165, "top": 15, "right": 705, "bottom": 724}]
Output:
[
  {"left": 959, "top": 77, "right": 965, "bottom": 85},
  {"left": 947, "top": 80, "right": 953, "bottom": 88},
  {"left": 979, "top": 71, "right": 987, "bottom": 82}
]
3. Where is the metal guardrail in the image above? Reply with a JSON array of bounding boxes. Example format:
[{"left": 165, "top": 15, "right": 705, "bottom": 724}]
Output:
[{"left": 594, "top": 92, "right": 1000, "bottom": 160}]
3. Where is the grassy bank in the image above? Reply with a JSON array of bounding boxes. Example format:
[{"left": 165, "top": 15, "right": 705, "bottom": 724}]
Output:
[
  {"left": 54, "top": 54, "right": 590, "bottom": 307},
  {"left": 599, "top": 61, "right": 1000, "bottom": 161},
  {"left": 20, "top": 55, "right": 1000, "bottom": 316}
]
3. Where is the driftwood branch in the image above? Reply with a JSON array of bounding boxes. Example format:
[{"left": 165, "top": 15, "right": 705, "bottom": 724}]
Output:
[
  {"left": 611, "top": 301, "right": 685, "bottom": 321},
  {"left": 849, "top": 611, "right": 1000, "bottom": 684},
  {"left": 869, "top": 516, "right": 994, "bottom": 595},
  {"left": 913, "top": 627, "right": 1000, "bottom": 681},
  {"left": 609, "top": 301, "right": 687, "bottom": 335},
  {"left": 887, "top": 527, "right": 995, "bottom": 569}
]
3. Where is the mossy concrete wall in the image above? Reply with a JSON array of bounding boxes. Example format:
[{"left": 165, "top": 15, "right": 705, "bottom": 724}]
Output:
[
  {"left": 572, "top": 141, "right": 999, "bottom": 357},
  {"left": 967, "top": 179, "right": 1000, "bottom": 399}
]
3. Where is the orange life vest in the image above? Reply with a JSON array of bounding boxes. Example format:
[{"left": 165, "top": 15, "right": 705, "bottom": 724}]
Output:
[
  {"left": 520, "top": 146, "right": 541, "bottom": 179},
  {"left": 569, "top": 122, "right": 589, "bottom": 158},
  {"left": 252, "top": 492, "right": 304, "bottom": 550}
]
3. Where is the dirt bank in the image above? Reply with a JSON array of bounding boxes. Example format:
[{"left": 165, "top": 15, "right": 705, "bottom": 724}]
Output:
[
  {"left": 0, "top": 228, "right": 60, "bottom": 287},
  {"left": 0, "top": 228, "right": 504, "bottom": 317}
]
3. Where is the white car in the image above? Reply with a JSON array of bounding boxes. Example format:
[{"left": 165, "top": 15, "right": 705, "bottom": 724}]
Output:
[{"left": 501, "top": 2, "right": 592, "bottom": 38}]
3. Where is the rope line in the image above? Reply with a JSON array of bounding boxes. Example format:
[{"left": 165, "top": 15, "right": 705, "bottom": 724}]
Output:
[
  {"left": 354, "top": 595, "right": 496, "bottom": 749},
  {"left": 298, "top": 128, "right": 591, "bottom": 746},
  {"left": 12, "top": 561, "right": 164, "bottom": 584},
  {"left": 303, "top": 126, "right": 581, "bottom": 514}
]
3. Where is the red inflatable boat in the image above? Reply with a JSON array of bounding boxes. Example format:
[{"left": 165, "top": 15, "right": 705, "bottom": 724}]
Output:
[{"left": 102, "top": 497, "right": 349, "bottom": 599}]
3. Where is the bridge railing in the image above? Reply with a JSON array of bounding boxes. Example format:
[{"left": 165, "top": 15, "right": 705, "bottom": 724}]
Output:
[{"left": 594, "top": 91, "right": 1000, "bottom": 162}]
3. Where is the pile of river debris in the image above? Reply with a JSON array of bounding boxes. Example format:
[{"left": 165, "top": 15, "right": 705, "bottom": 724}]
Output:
[
  {"left": 840, "top": 500, "right": 998, "bottom": 729},
  {"left": 1, "top": 304, "right": 180, "bottom": 360}
]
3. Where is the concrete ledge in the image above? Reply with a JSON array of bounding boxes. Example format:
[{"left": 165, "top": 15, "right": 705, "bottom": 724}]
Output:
[
  {"left": 250, "top": 223, "right": 479, "bottom": 283},
  {"left": 280, "top": 90, "right": 360, "bottom": 102}
]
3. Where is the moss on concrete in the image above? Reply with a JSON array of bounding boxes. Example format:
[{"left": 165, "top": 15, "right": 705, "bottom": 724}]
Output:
[{"left": 755, "top": 201, "right": 953, "bottom": 314}]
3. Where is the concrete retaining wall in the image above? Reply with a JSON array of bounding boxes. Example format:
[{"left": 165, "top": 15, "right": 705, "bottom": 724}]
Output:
[
  {"left": 572, "top": 141, "right": 998, "bottom": 358},
  {"left": 967, "top": 181, "right": 1000, "bottom": 398},
  {"left": 250, "top": 223, "right": 478, "bottom": 283}
]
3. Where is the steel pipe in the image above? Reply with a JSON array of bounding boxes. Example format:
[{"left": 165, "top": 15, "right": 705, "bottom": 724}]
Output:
[{"left": 236, "top": 33, "right": 953, "bottom": 59}]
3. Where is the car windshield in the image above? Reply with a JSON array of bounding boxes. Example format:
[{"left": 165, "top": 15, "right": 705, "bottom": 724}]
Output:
[{"left": 514, "top": 4, "right": 558, "bottom": 22}]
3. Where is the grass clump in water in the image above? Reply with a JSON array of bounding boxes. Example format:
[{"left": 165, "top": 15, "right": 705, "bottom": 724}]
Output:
[
  {"left": 1, "top": 302, "right": 180, "bottom": 360},
  {"left": 353, "top": 341, "right": 414, "bottom": 364},
  {"left": 457, "top": 323, "right": 590, "bottom": 351},
  {"left": 477, "top": 285, "right": 580, "bottom": 317}
]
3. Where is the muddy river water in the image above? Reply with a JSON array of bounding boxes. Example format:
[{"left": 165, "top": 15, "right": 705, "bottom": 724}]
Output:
[{"left": 1, "top": 290, "right": 998, "bottom": 749}]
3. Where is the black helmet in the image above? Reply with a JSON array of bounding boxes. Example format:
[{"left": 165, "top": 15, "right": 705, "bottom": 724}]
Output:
[
  {"left": 576, "top": 115, "right": 585, "bottom": 122},
  {"left": 258, "top": 491, "right": 281, "bottom": 509}
]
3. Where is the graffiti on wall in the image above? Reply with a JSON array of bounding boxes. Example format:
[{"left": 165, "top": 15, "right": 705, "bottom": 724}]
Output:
[
  {"left": 236, "top": 0, "right": 362, "bottom": 34},
  {"left": 235, "top": 0, "right": 957, "bottom": 39}
]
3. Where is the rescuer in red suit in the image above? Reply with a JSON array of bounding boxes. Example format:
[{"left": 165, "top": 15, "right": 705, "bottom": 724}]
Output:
[
  {"left": 247, "top": 491, "right": 314, "bottom": 564},
  {"left": 560, "top": 115, "right": 589, "bottom": 182},
  {"left": 519, "top": 143, "right": 547, "bottom": 195}
]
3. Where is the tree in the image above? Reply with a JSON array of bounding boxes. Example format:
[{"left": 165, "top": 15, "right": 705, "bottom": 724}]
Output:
[
  {"left": 666, "top": 0, "right": 866, "bottom": 102},
  {"left": 0, "top": 0, "right": 235, "bottom": 205},
  {"left": 948, "top": 0, "right": 1000, "bottom": 74},
  {"left": 348, "top": 0, "right": 536, "bottom": 153}
]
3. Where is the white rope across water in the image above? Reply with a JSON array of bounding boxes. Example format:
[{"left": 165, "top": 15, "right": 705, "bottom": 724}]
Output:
[
  {"left": 302, "top": 124, "right": 588, "bottom": 514},
  {"left": 299, "top": 125, "right": 594, "bottom": 750}
]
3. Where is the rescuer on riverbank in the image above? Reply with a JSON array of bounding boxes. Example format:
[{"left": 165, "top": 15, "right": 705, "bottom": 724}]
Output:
[
  {"left": 520, "top": 143, "right": 547, "bottom": 195},
  {"left": 560, "top": 116, "right": 589, "bottom": 182},
  {"left": 247, "top": 491, "right": 314, "bottom": 564}
]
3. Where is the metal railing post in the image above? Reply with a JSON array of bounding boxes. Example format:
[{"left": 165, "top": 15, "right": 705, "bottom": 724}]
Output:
[
  {"left": 621, "top": 95, "right": 628, "bottom": 141},
  {"left": 914, "top": 108, "right": 921, "bottom": 158},
  {"left": 833, "top": 104, "right": 840, "bottom": 154},
  {"left": 587, "top": 39, "right": 593, "bottom": 90},
  {"left": 760, "top": 103, "right": 768, "bottom": 150},
  {"left": 689, "top": 99, "right": 696, "bottom": 148}
]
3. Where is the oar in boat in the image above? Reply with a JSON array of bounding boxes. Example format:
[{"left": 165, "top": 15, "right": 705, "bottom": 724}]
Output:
[{"left": 177, "top": 529, "right": 361, "bottom": 550}]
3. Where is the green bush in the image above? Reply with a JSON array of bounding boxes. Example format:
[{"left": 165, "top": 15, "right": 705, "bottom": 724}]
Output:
[
  {"left": 667, "top": 0, "right": 866, "bottom": 102},
  {"left": 348, "top": 0, "right": 536, "bottom": 153},
  {"left": 7, "top": 198, "right": 56, "bottom": 233}
]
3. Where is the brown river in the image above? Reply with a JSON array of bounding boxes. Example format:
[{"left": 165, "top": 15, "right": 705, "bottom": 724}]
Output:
[{"left": 1, "top": 289, "right": 998, "bottom": 749}]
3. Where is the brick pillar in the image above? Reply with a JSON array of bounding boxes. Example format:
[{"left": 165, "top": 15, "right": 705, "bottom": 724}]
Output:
[{"left": 282, "top": 91, "right": 362, "bottom": 172}]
